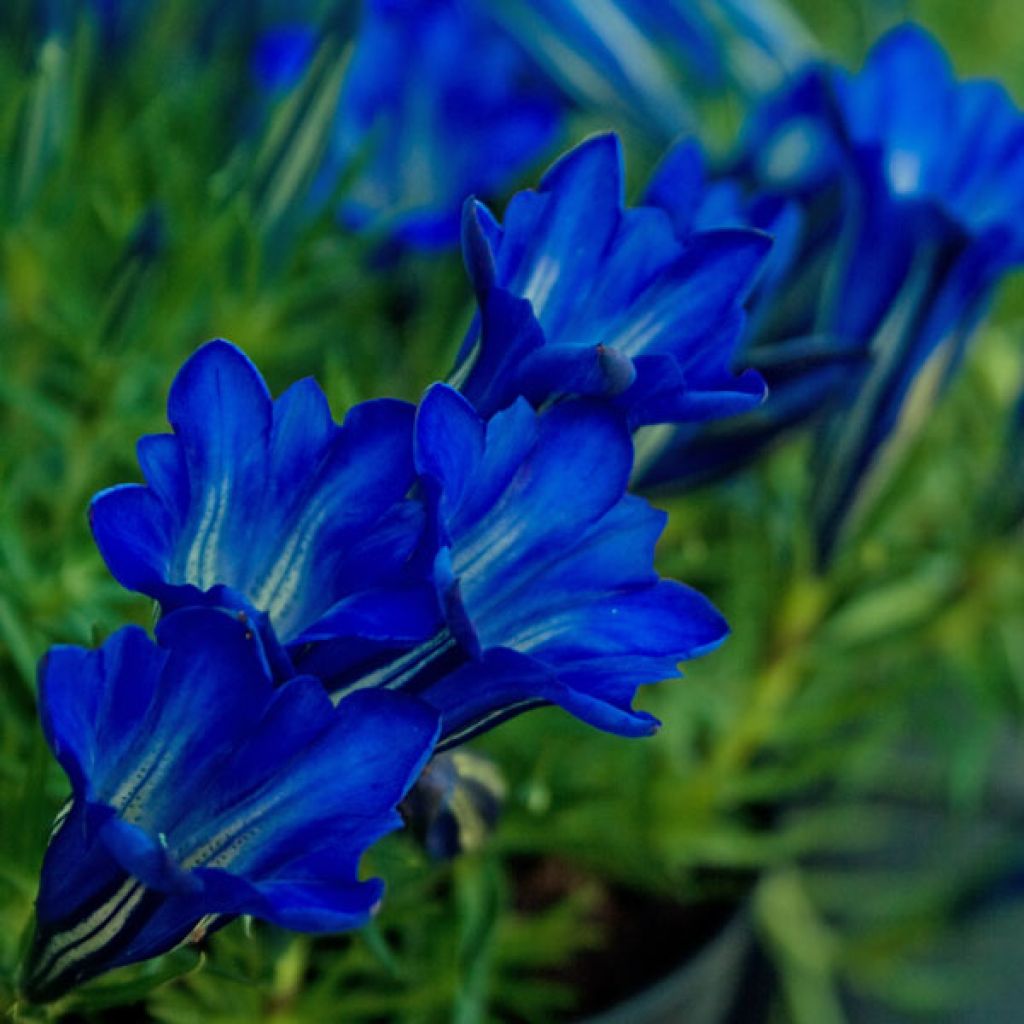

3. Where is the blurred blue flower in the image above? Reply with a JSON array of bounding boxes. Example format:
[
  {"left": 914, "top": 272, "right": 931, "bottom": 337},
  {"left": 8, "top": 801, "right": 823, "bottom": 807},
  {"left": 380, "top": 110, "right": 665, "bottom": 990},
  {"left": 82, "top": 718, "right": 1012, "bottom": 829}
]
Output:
[
  {"left": 295, "top": 0, "right": 563, "bottom": 250},
  {"left": 807, "top": 26, "right": 1024, "bottom": 554},
  {"left": 21, "top": 608, "right": 438, "bottom": 1002},
  {"left": 89, "top": 340, "right": 431, "bottom": 675},
  {"left": 635, "top": 109, "right": 864, "bottom": 490},
  {"left": 326, "top": 384, "right": 729, "bottom": 748},
  {"left": 253, "top": 23, "right": 319, "bottom": 92},
  {"left": 78, "top": 0, "right": 331, "bottom": 52},
  {"left": 401, "top": 750, "right": 506, "bottom": 860},
  {"left": 636, "top": 25, "right": 1024, "bottom": 559},
  {"left": 477, "top": 0, "right": 816, "bottom": 139},
  {"left": 253, "top": 0, "right": 814, "bottom": 247},
  {"left": 452, "top": 133, "right": 769, "bottom": 428},
  {"left": 61, "top": 0, "right": 155, "bottom": 49}
]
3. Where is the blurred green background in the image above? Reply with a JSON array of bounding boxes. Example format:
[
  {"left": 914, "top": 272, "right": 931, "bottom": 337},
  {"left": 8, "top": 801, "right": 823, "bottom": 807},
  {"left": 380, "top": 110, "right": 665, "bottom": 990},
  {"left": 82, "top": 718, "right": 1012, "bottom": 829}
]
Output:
[{"left": 0, "top": 0, "right": 1022, "bottom": 1020}]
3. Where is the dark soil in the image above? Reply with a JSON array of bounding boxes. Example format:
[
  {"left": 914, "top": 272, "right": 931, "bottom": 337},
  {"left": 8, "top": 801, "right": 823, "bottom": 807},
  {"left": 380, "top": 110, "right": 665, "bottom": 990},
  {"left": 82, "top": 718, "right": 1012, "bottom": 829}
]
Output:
[{"left": 509, "top": 856, "right": 759, "bottom": 1021}]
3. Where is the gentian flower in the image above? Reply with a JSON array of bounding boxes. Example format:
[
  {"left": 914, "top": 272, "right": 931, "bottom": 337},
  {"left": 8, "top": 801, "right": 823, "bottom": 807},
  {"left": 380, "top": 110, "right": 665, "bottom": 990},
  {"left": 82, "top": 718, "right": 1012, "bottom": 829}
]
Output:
[
  {"left": 476, "top": 0, "right": 816, "bottom": 139},
  {"left": 401, "top": 751, "right": 506, "bottom": 860},
  {"left": 452, "top": 133, "right": 770, "bottom": 429},
  {"left": 635, "top": 113, "right": 864, "bottom": 490},
  {"left": 636, "top": 25, "right": 1024, "bottom": 560},
  {"left": 325, "top": 384, "right": 730, "bottom": 748},
  {"left": 307, "top": 0, "right": 563, "bottom": 249},
  {"left": 89, "top": 342, "right": 729, "bottom": 750},
  {"left": 89, "top": 340, "right": 432, "bottom": 677},
  {"left": 807, "top": 24, "right": 1024, "bottom": 555},
  {"left": 254, "top": 0, "right": 813, "bottom": 245},
  {"left": 21, "top": 608, "right": 438, "bottom": 1002}
]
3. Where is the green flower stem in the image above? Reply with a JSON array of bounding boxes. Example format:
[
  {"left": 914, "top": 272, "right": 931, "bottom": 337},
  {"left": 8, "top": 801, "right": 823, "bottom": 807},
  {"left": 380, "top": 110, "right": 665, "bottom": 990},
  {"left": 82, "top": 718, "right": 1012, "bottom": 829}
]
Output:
[{"left": 711, "top": 575, "right": 829, "bottom": 779}]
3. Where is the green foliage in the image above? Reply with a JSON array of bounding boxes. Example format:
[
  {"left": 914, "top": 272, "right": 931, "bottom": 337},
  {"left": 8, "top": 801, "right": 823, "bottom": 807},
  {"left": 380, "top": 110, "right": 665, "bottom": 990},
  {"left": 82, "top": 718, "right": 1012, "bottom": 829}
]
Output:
[{"left": 0, "top": 1, "right": 1022, "bottom": 1021}]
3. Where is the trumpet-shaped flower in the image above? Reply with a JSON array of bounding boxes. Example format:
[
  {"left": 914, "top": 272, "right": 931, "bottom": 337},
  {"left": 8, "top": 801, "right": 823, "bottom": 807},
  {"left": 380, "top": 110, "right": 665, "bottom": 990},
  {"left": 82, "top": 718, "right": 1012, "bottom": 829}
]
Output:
[
  {"left": 21, "top": 609, "right": 438, "bottom": 1002},
  {"left": 88, "top": 345, "right": 728, "bottom": 751},
  {"left": 806, "top": 26, "right": 1024, "bottom": 554},
  {"left": 452, "top": 134, "right": 769, "bottom": 429},
  {"left": 326, "top": 384, "right": 728, "bottom": 748},
  {"left": 89, "top": 340, "right": 431, "bottom": 673},
  {"left": 635, "top": 120, "right": 865, "bottom": 490},
  {"left": 635, "top": 26, "right": 1024, "bottom": 559}
]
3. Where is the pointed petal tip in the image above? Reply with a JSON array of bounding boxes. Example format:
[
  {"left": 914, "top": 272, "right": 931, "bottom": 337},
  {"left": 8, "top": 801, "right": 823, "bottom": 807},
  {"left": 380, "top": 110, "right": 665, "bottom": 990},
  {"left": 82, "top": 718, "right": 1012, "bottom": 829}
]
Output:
[
  {"left": 185, "top": 338, "right": 263, "bottom": 375},
  {"left": 167, "top": 336, "right": 273, "bottom": 431},
  {"left": 635, "top": 710, "right": 662, "bottom": 737},
  {"left": 541, "top": 132, "right": 625, "bottom": 200},
  {"left": 417, "top": 382, "right": 481, "bottom": 437},
  {"left": 179, "top": 337, "right": 260, "bottom": 377},
  {"left": 877, "top": 22, "right": 945, "bottom": 59},
  {"left": 461, "top": 197, "right": 497, "bottom": 294},
  {"left": 692, "top": 616, "right": 730, "bottom": 658}
]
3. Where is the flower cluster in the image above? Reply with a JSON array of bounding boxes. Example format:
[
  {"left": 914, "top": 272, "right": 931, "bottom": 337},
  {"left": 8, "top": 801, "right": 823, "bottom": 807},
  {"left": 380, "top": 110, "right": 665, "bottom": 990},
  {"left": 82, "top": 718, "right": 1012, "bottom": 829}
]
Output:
[
  {"left": 23, "top": 10, "right": 1024, "bottom": 1006},
  {"left": 631, "top": 25, "right": 1024, "bottom": 559},
  {"left": 253, "top": 0, "right": 815, "bottom": 249},
  {"left": 25, "top": 163, "right": 753, "bottom": 992}
]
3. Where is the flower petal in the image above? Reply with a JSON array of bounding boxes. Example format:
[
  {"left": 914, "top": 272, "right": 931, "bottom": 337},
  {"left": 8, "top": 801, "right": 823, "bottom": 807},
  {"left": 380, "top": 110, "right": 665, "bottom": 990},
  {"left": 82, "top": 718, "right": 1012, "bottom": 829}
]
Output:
[{"left": 26, "top": 611, "right": 439, "bottom": 1000}]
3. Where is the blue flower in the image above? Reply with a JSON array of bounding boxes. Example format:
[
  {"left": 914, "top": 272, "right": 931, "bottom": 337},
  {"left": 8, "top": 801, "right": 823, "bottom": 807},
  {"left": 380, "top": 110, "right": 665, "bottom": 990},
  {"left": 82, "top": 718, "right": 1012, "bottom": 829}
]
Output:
[
  {"left": 21, "top": 608, "right": 438, "bottom": 1002},
  {"left": 87, "top": 341, "right": 726, "bottom": 751},
  {"left": 253, "top": 0, "right": 813, "bottom": 247},
  {"left": 401, "top": 751, "right": 506, "bottom": 860},
  {"left": 327, "top": 384, "right": 729, "bottom": 748},
  {"left": 477, "top": 0, "right": 816, "bottom": 139},
  {"left": 635, "top": 117, "right": 865, "bottom": 490},
  {"left": 253, "top": 24, "right": 319, "bottom": 93},
  {"left": 315, "top": 0, "right": 562, "bottom": 250},
  {"left": 452, "top": 133, "right": 770, "bottom": 429},
  {"left": 89, "top": 340, "right": 433, "bottom": 675},
  {"left": 80, "top": 0, "right": 151, "bottom": 48},
  {"left": 636, "top": 26, "right": 1024, "bottom": 559},
  {"left": 809, "top": 25, "right": 1024, "bottom": 556}
]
